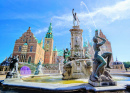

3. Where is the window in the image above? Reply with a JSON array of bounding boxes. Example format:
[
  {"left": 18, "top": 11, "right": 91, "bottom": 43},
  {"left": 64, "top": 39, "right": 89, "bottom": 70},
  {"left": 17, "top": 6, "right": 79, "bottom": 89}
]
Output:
[
  {"left": 30, "top": 46, "right": 33, "bottom": 52},
  {"left": 30, "top": 35, "right": 31, "bottom": 38},
  {"left": 24, "top": 36, "right": 26, "bottom": 38},
  {"left": 47, "top": 41, "right": 50, "bottom": 44},
  {"left": 23, "top": 39, "right": 25, "bottom": 42},
  {"left": 18, "top": 46, "right": 22, "bottom": 52},
  {"left": 28, "top": 56, "right": 31, "bottom": 64},
  {"left": 29, "top": 39, "right": 31, "bottom": 42}
]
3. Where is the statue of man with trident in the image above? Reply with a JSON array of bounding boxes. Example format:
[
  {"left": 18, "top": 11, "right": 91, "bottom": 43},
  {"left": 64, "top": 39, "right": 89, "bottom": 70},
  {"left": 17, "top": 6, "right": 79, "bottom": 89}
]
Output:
[{"left": 72, "top": 9, "right": 80, "bottom": 26}]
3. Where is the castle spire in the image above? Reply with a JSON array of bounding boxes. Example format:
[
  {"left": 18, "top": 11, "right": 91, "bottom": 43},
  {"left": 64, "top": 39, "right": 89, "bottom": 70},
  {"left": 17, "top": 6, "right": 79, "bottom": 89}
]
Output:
[
  {"left": 45, "top": 22, "right": 53, "bottom": 38},
  {"left": 116, "top": 57, "right": 118, "bottom": 61}
]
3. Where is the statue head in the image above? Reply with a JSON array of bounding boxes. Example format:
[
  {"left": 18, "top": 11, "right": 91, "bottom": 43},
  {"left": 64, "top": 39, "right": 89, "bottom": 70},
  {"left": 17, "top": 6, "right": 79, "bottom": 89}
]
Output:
[{"left": 93, "top": 37, "right": 98, "bottom": 43}]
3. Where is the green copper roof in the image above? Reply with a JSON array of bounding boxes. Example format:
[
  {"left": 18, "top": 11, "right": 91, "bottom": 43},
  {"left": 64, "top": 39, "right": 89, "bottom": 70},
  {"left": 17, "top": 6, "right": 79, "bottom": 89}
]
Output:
[
  {"left": 48, "top": 23, "right": 52, "bottom": 33},
  {"left": 38, "top": 40, "right": 41, "bottom": 44},
  {"left": 53, "top": 46, "right": 57, "bottom": 51},
  {"left": 33, "top": 35, "right": 38, "bottom": 41},
  {"left": 24, "top": 43, "right": 28, "bottom": 45},
  {"left": 57, "top": 50, "right": 64, "bottom": 56},
  {"left": 95, "top": 29, "right": 98, "bottom": 31},
  {"left": 45, "top": 23, "right": 53, "bottom": 38}
]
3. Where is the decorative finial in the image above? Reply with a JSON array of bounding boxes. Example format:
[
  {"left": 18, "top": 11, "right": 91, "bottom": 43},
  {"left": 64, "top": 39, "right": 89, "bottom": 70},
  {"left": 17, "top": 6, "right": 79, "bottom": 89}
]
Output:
[
  {"left": 28, "top": 27, "right": 31, "bottom": 30},
  {"left": 116, "top": 57, "right": 118, "bottom": 61}
]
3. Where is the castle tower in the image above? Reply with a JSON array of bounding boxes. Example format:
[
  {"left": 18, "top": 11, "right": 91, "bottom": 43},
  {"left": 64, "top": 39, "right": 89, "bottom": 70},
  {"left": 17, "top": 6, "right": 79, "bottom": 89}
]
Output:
[
  {"left": 44, "top": 23, "right": 53, "bottom": 64},
  {"left": 69, "top": 26, "right": 84, "bottom": 57},
  {"left": 52, "top": 46, "right": 58, "bottom": 64}
]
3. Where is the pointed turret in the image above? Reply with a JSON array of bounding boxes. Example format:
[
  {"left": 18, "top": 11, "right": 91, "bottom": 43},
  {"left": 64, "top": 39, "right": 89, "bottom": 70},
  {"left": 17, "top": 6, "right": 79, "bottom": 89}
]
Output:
[
  {"left": 45, "top": 23, "right": 53, "bottom": 38},
  {"left": 53, "top": 46, "right": 57, "bottom": 51}
]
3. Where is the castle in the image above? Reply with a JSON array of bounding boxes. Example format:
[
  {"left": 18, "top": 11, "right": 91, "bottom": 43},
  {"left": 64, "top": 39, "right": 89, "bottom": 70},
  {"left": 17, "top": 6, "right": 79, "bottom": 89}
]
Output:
[
  {"left": 12, "top": 23, "right": 58, "bottom": 64},
  {"left": 12, "top": 23, "right": 114, "bottom": 65}
]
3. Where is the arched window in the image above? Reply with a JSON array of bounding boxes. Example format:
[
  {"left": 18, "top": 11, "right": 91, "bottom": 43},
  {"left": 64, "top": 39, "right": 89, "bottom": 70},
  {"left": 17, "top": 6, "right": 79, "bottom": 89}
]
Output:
[
  {"left": 28, "top": 56, "right": 31, "bottom": 64},
  {"left": 18, "top": 46, "right": 22, "bottom": 52},
  {"left": 30, "top": 46, "right": 33, "bottom": 52}
]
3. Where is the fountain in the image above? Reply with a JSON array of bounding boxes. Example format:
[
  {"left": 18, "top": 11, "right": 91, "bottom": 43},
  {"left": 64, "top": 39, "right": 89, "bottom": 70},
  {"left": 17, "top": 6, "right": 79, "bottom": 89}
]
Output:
[{"left": 0, "top": 9, "right": 130, "bottom": 93}]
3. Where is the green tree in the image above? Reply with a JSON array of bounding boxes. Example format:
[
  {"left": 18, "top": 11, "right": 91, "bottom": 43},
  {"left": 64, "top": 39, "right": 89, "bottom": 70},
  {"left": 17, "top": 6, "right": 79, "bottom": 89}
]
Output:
[{"left": 123, "top": 61, "right": 130, "bottom": 68}]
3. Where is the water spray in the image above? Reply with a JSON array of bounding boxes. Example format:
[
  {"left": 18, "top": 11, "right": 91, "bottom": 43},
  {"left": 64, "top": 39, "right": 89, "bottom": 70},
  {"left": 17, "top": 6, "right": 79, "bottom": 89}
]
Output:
[{"left": 80, "top": 1, "right": 97, "bottom": 29}]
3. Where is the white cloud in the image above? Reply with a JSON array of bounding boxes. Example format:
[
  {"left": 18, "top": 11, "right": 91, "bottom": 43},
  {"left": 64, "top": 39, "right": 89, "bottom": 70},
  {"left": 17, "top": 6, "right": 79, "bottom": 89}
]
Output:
[
  {"left": 34, "top": 27, "right": 48, "bottom": 34},
  {"left": 35, "top": 0, "right": 130, "bottom": 35},
  {"left": 53, "top": 0, "right": 130, "bottom": 28}
]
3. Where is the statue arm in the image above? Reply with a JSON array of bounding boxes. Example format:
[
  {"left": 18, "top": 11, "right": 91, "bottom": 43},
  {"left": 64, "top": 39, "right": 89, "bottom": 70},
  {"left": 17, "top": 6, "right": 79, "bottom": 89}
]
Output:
[
  {"left": 97, "top": 36, "right": 106, "bottom": 47},
  {"left": 72, "top": 9, "right": 74, "bottom": 15}
]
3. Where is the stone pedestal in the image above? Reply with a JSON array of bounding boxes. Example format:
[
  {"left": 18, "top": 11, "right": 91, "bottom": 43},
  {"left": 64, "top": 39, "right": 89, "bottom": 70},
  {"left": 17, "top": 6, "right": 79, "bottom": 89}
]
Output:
[
  {"left": 89, "top": 79, "right": 117, "bottom": 87},
  {"left": 62, "top": 59, "right": 92, "bottom": 80},
  {"left": 69, "top": 26, "right": 84, "bottom": 58},
  {"left": 4, "top": 72, "right": 23, "bottom": 83}
]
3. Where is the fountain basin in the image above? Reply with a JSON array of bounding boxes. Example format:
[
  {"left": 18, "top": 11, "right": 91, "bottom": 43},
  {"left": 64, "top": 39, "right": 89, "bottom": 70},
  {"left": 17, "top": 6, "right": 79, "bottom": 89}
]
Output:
[{"left": 1, "top": 74, "right": 130, "bottom": 92}]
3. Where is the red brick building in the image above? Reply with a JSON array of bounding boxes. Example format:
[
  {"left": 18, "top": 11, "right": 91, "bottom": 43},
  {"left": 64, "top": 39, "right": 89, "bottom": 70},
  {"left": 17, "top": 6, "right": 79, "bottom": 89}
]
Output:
[{"left": 13, "top": 23, "right": 58, "bottom": 64}]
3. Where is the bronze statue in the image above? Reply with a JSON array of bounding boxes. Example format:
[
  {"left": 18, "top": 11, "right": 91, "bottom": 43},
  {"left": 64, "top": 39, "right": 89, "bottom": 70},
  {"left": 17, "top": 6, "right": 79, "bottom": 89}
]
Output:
[
  {"left": 6, "top": 55, "right": 19, "bottom": 78},
  {"left": 9, "top": 55, "right": 19, "bottom": 73},
  {"left": 89, "top": 30, "right": 116, "bottom": 87},
  {"left": 93, "top": 30, "right": 112, "bottom": 79},
  {"left": 72, "top": 9, "right": 80, "bottom": 26},
  {"left": 63, "top": 48, "right": 71, "bottom": 64}
]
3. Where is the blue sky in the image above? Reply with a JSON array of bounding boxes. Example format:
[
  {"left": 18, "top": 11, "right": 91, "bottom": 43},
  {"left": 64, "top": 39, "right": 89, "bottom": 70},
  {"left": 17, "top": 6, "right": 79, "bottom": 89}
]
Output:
[{"left": 0, "top": 0, "right": 130, "bottom": 63}]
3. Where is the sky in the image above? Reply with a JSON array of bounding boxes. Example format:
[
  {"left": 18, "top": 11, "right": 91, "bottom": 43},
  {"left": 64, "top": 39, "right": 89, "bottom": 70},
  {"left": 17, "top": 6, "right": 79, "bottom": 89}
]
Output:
[{"left": 0, "top": 0, "right": 130, "bottom": 63}]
